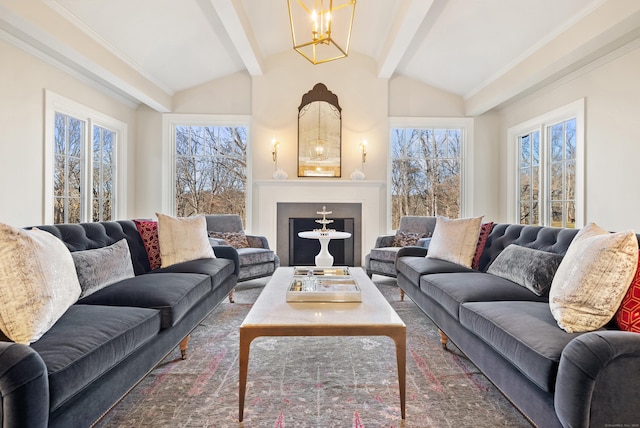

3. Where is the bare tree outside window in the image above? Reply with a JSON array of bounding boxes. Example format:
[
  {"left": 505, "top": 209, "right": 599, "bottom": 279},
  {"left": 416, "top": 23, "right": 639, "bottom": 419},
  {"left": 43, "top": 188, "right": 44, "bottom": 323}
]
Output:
[
  {"left": 518, "top": 131, "right": 540, "bottom": 225},
  {"left": 175, "top": 125, "right": 247, "bottom": 223},
  {"left": 391, "top": 127, "right": 462, "bottom": 229},
  {"left": 92, "top": 126, "right": 114, "bottom": 222},
  {"left": 516, "top": 118, "right": 576, "bottom": 228},
  {"left": 54, "top": 113, "right": 84, "bottom": 224}
]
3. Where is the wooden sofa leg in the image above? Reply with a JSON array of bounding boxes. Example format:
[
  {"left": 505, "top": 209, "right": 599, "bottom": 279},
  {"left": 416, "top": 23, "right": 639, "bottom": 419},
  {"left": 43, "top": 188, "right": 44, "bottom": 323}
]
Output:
[
  {"left": 438, "top": 329, "right": 448, "bottom": 350},
  {"left": 399, "top": 288, "right": 405, "bottom": 301},
  {"left": 228, "top": 289, "right": 235, "bottom": 303},
  {"left": 180, "top": 335, "right": 190, "bottom": 360}
]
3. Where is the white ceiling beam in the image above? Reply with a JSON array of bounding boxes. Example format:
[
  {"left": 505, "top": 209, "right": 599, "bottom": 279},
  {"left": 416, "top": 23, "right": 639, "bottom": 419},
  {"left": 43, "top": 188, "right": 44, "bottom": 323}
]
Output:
[
  {"left": 209, "top": 0, "right": 263, "bottom": 76},
  {"left": 0, "top": 2, "right": 173, "bottom": 112},
  {"left": 377, "top": 0, "right": 434, "bottom": 79}
]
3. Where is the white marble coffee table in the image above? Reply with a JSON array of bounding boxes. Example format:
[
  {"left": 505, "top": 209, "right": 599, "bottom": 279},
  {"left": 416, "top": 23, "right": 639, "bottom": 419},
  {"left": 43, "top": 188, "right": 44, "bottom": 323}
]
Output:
[{"left": 238, "top": 267, "right": 406, "bottom": 421}]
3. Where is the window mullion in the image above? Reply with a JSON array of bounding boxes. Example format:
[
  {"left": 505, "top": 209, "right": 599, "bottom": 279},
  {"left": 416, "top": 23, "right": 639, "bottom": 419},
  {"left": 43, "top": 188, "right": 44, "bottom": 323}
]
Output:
[{"left": 540, "top": 124, "right": 550, "bottom": 227}]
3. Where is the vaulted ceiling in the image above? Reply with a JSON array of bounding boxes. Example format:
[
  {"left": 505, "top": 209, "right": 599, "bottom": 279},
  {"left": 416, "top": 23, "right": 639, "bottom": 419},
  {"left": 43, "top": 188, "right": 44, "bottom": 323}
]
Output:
[{"left": 2, "top": 0, "right": 639, "bottom": 114}]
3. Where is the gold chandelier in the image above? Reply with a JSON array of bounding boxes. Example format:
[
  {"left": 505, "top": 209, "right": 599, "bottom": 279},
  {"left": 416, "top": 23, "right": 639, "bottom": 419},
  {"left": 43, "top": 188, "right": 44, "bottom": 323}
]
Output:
[{"left": 287, "top": 0, "right": 356, "bottom": 65}]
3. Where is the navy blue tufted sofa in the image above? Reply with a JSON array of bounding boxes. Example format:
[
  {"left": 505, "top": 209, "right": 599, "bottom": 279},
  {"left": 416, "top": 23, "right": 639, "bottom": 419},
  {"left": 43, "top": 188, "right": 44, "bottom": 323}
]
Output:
[
  {"left": 0, "top": 220, "right": 239, "bottom": 428},
  {"left": 395, "top": 223, "right": 640, "bottom": 428}
]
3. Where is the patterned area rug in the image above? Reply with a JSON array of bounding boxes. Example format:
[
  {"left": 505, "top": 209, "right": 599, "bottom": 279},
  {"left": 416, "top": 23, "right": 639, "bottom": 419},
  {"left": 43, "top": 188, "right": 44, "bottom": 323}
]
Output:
[{"left": 96, "top": 275, "right": 532, "bottom": 428}]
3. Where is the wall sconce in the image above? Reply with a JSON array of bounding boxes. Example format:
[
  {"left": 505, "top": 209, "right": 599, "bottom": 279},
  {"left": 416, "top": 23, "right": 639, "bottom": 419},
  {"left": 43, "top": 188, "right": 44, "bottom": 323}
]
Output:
[
  {"left": 271, "top": 138, "right": 288, "bottom": 180},
  {"left": 271, "top": 138, "right": 280, "bottom": 162},
  {"left": 350, "top": 139, "right": 367, "bottom": 180},
  {"left": 360, "top": 139, "right": 368, "bottom": 164}
]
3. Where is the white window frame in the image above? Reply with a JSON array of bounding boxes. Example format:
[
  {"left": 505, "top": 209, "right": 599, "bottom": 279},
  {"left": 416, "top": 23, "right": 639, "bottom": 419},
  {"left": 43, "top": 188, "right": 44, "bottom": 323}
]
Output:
[
  {"left": 44, "top": 90, "right": 127, "bottom": 224},
  {"left": 387, "top": 117, "right": 474, "bottom": 231},
  {"left": 507, "top": 98, "right": 585, "bottom": 228},
  {"left": 162, "top": 114, "right": 252, "bottom": 226}
]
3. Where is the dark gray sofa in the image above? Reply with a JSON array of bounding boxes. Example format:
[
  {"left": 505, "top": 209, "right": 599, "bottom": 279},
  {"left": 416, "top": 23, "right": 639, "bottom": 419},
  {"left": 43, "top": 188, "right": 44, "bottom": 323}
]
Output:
[
  {"left": 395, "top": 223, "right": 640, "bottom": 428},
  {"left": 0, "top": 220, "right": 239, "bottom": 428}
]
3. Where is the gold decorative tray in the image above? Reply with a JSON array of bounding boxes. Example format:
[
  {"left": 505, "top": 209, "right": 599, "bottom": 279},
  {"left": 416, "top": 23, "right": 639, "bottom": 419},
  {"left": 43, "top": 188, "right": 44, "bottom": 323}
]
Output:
[{"left": 286, "top": 268, "right": 361, "bottom": 302}]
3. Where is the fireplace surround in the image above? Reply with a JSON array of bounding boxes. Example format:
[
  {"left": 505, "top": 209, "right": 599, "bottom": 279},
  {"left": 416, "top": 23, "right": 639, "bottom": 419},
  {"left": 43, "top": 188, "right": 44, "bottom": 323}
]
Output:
[
  {"left": 278, "top": 203, "right": 360, "bottom": 266},
  {"left": 253, "top": 180, "right": 386, "bottom": 267}
]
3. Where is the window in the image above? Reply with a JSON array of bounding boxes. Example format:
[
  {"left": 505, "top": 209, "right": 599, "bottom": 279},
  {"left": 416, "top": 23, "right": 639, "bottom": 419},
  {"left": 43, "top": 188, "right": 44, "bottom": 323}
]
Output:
[
  {"left": 53, "top": 113, "right": 84, "bottom": 223},
  {"left": 170, "top": 119, "right": 248, "bottom": 222},
  {"left": 92, "top": 125, "right": 115, "bottom": 222},
  {"left": 389, "top": 118, "right": 473, "bottom": 230},
  {"left": 45, "top": 91, "right": 126, "bottom": 224},
  {"left": 509, "top": 99, "right": 584, "bottom": 228}
]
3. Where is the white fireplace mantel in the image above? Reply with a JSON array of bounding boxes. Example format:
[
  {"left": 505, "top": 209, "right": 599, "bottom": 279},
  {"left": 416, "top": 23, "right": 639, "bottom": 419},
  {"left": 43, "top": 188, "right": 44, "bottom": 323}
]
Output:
[{"left": 253, "top": 179, "right": 386, "bottom": 267}]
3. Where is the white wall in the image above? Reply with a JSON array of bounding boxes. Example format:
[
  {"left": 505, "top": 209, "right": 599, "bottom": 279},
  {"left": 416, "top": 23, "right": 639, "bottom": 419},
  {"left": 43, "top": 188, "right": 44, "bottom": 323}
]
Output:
[
  {"left": 251, "top": 51, "right": 389, "bottom": 182},
  {"left": 0, "top": 39, "right": 138, "bottom": 226},
  {"left": 498, "top": 42, "right": 640, "bottom": 231},
  {"left": 389, "top": 75, "right": 465, "bottom": 117}
]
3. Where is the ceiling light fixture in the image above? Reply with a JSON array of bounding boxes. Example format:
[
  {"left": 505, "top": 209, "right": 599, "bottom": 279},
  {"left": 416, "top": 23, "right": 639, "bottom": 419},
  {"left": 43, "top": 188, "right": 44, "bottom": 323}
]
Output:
[{"left": 287, "top": 0, "right": 356, "bottom": 65}]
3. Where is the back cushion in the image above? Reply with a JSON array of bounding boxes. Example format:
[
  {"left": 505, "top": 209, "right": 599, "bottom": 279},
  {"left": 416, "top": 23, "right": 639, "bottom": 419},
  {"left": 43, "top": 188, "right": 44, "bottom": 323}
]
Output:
[
  {"left": 35, "top": 221, "right": 151, "bottom": 275},
  {"left": 477, "top": 224, "right": 579, "bottom": 272}
]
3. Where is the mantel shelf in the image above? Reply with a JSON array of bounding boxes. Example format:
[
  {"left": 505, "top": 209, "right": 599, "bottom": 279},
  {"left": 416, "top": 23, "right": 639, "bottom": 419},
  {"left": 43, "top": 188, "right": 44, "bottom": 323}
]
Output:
[{"left": 255, "top": 179, "right": 385, "bottom": 188}]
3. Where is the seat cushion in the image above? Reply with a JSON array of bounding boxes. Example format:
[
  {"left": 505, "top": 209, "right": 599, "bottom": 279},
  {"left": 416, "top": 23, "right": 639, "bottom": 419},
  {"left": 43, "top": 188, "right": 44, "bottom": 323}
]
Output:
[
  {"left": 237, "top": 247, "right": 277, "bottom": 266},
  {"left": 31, "top": 304, "right": 161, "bottom": 412},
  {"left": 151, "top": 257, "right": 235, "bottom": 292},
  {"left": 367, "top": 258, "right": 398, "bottom": 277},
  {"left": 369, "top": 247, "right": 401, "bottom": 263},
  {"left": 396, "top": 256, "right": 475, "bottom": 286},
  {"left": 420, "top": 272, "right": 548, "bottom": 320},
  {"left": 78, "top": 273, "right": 211, "bottom": 329},
  {"left": 459, "top": 301, "right": 587, "bottom": 393}
]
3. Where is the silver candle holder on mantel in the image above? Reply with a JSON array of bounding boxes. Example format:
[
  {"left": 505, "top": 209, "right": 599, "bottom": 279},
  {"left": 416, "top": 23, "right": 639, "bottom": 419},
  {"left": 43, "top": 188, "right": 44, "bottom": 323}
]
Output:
[{"left": 313, "top": 206, "right": 336, "bottom": 235}]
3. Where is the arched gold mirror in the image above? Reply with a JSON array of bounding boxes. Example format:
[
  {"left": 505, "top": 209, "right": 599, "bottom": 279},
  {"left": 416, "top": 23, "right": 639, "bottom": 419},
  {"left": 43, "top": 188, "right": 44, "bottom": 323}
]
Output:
[{"left": 297, "top": 83, "right": 342, "bottom": 177}]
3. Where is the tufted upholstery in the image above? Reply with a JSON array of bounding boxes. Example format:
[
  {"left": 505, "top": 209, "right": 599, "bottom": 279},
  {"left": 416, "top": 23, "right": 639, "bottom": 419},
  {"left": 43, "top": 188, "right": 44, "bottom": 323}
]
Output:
[
  {"left": 395, "top": 222, "right": 640, "bottom": 428},
  {"left": 3, "top": 219, "right": 240, "bottom": 428},
  {"left": 34, "top": 220, "right": 241, "bottom": 278},
  {"left": 477, "top": 224, "right": 580, "bottom": 272},
  {"left": 35, "top": 221, "right": 151, "bottom": 275}
]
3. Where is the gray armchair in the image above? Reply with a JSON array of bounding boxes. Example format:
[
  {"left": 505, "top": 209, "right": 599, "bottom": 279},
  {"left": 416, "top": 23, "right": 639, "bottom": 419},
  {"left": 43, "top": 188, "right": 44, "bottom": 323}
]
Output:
[
  {"left": 205, "top": 214, "right": 280, "bottom": 301},
  {"left": 365, "top": 215, "right": 436, "bottom": 279}
]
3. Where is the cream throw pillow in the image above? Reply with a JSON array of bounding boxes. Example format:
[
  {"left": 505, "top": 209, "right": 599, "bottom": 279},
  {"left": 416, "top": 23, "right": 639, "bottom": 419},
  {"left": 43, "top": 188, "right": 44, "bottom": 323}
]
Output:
[
  {"left": 157, "top": 213, "right": 215, "bottom": 267},
  {"left": 426, "top": 216, "right": 483, "bottom": 268},
  {"left": 0, "top": 223, "right": 81, "bottom": 344},
  {"left": 549, "top": 222, "right": 638, "bottom": 333}
]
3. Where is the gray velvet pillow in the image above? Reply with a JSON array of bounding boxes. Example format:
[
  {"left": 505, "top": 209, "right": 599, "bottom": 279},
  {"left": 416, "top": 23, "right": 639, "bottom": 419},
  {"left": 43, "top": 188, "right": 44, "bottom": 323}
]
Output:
[
  {"left": 487, "top": 244, "right": 563, "bottom": 296},
  {"left": 72, "top": 239, "right": 135, "bottom": 298}
]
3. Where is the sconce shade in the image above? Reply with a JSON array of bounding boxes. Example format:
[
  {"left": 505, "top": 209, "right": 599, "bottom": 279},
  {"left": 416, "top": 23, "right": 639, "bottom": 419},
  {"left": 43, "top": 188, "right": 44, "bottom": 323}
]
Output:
[{"left": 288, "top": 0, "right": 356, "bottom": 65}]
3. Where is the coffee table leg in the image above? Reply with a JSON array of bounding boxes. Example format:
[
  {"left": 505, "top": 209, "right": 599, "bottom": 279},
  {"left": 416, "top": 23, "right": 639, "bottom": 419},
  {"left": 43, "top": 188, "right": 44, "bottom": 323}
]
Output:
[
  {"left": 393, "top": 328, "right": 407, "bottom": 419},
  {"left": 239, "top": 328, "right": 251, "bottom": 422}
]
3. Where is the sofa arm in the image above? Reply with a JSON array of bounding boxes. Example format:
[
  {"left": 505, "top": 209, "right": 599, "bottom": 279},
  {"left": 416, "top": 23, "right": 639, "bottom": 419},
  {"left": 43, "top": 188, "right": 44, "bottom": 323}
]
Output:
[
  {"left": 555, "top": 330, "right": 640, "bottom": 428},
  {"left": 0, "top": 342, "right": 49, "bottom": 427},
  {"left": 396, "top": 246, "right": 428, "bottom": 258},
  {"left": 211, "top": 245, "right": 240, "bottom": 277}
]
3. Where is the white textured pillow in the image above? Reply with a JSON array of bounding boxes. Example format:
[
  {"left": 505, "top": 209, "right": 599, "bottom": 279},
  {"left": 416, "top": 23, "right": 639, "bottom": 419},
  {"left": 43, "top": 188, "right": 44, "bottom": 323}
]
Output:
[
  {"left": 0, "top": 223, "right": 81, "bottom": 344},
  {"left": 157, "top": 213, "right": 215, "bottom": 267},
  {"left": 427, "top": 216, "right": 483, "bottom": 268},
  {"left": 549, "top": 222, "right": 638, "bottom": 333},
  {"left": 72, "top": 239, "right": 135, "bottom": 298}
]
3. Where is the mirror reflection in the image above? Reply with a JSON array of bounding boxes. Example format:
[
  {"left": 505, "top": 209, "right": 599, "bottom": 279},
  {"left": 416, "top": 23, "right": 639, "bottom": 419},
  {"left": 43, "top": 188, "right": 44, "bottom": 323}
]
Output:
[{"left": 298, "top": 83, "right": 342, "bottom": 177}]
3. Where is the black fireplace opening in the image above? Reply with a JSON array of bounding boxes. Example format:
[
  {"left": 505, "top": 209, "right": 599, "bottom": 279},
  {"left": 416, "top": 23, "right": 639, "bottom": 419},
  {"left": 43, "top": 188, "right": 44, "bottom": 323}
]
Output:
[{"left": 289, "top": 218, "right": 355, "bottom": 266}]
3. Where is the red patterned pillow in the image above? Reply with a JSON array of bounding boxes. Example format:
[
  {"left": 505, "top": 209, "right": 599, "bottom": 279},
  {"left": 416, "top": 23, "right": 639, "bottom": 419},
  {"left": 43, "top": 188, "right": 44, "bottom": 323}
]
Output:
[
  {"left": 472, "top": 222, "right": 494, "bottom": 270},
  {"left": 615, "top": 251, "right": 640, "bottom": 333},
  {"left": 134, "top": 220, "right": 162, "bottom": 270}
]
